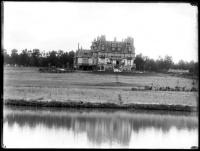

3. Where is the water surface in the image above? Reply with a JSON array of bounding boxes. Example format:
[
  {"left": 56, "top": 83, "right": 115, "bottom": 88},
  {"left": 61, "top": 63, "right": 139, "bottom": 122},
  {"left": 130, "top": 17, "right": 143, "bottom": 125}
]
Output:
[{"left": 3, "top": 106, "right": 198, "bottom": 148}]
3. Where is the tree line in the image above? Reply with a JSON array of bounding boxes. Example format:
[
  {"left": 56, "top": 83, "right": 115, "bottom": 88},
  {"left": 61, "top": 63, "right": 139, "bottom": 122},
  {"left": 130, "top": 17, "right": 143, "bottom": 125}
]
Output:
[
  {"left": 134, "top": 53, "right": 198, "bottom": 76},
  {"left": 3, "top": 49, "right": 198, "bottom": 76},
  {"left": 3, "top": 49, "right": 75, "bottom": 68}
]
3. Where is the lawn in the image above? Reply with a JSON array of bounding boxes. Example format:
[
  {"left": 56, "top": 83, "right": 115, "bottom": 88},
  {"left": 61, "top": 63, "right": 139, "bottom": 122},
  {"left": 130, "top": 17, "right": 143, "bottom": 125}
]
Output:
[{"left": 3, "top": 66, "right": 199, "bottom": 107}]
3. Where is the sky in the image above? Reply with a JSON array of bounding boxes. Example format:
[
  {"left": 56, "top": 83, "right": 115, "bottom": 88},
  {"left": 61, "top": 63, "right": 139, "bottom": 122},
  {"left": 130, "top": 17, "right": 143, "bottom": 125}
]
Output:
[{"left": 3, "top": 2, "right": 198, "bottom": 63}]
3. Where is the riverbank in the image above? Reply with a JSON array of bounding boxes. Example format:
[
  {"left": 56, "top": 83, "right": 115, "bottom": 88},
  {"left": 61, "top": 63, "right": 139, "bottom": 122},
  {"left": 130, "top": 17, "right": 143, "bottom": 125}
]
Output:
[{"left": 4, "top": 99, "right": 198, "bottom": 112}]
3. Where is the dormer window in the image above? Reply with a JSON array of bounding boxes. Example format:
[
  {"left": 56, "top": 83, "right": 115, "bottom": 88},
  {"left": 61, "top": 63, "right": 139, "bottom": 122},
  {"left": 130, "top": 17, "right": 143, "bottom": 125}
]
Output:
[
  {"left": 112, "top": 43, "right": 115, "bottom": 47},
  {"left": 127, "top": 43, "right": 131, "bottom": 51},
  {"left": 101, "top": 44, "right": 105, "bottom": 50},
  {"left": 118, "top": 44, "right": 121, "bottom": 51},
  {"left": 112, "top": 43, "right": 115, "bottom": 51},
  {"left": 93, "top": 43, "right": 98, "bottom": 51}
]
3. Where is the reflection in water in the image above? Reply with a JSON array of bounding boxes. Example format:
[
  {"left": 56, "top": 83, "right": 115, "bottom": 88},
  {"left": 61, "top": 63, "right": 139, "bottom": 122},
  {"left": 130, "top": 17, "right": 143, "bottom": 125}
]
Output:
[{"left": 3, "top": 106, "right": 198, "bottom": 148}]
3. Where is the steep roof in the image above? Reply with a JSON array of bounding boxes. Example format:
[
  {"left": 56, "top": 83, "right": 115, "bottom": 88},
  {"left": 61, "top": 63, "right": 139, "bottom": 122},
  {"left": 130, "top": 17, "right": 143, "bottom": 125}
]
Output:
[
  {"left": 75, "top": 36, "right": 135, "bottom": 58},
  {"left": 77, "top": 49, "right": 92, "bottom": 58},
  {"left": 104, "top": 41, "right": 127, "bottom": 53},
  {"left": 91, "top": 36, "right": 135, "bottom": 54}
]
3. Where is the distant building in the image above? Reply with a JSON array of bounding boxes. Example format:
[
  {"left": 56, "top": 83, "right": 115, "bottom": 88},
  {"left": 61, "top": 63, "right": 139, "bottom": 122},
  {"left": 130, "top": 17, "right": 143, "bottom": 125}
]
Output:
[
  {"left": 168, "top": 69, "right": 189, "bottom": 73},
  {"left": 74, "top": 35, "right": 136, "bottom": 71}
]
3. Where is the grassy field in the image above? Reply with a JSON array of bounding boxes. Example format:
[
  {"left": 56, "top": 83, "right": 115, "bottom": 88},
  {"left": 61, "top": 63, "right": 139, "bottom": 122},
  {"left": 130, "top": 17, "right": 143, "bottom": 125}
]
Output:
[{"left": 3, "top": 66, "right": 199, "bottom": 108}]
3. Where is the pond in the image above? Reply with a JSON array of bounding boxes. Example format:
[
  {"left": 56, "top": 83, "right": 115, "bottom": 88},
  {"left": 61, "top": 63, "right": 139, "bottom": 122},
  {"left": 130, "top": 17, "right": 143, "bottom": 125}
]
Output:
[{"left": 3, "top": 105, "right": 198, "bottom": 149}]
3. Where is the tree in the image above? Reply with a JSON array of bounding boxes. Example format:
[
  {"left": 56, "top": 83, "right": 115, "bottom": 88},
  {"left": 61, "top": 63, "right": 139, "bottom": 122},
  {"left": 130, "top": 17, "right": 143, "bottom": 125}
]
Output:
[
  {"left": 27, "top": 50, "right": 33, "bottom": 66},
  {"left": 3, "top": 49, "right": 10, "bottom": 64},
  {"left": 163, "top": 55, "right": 173, "bottom": 70},
  {"left": 57, "top": 50, "right": 65, "bottom": 67},
  {"left": 134, "top": 53, "right": 145, "bottom": 71},
  {"left": 29, "top": 56, "right": 35, "bottom": 66},
  {"left": 194, "top": 62, "right": 199, "bottom": 76},
  {"left": 19, "top": 49, "right": 29, "bottom": 66},
  {"left": 143, "top": 56, "right": 149, "bottom": 71},
  {"left": 32, "top": 49, "right": 41, "bottom": 66},
  {"left": 48, "top": 50, "right": 58, "bottom": 67},
  {"left": 156, "top": 56, "right": 164, "bottom": 71},
  {"left": 10, "top": 49, "right": 19, "bottom": 65},
  {"left": 68, "top": 50, "right": 75, "bottom": 68},
  {"left": 37, "top": 57, "right": 44, "bottom": 67},
  {"left": 147, "top": 59, "right": 157, "bottom": 71},
  {"left": 178, "top": 60, "right": 186, "bottom": 70},
  {"left": 61, "top": 52, "right": 69, "bottom": 67},
  {"left": 188, "top": 60, "right": 195, "bottom": 73}
]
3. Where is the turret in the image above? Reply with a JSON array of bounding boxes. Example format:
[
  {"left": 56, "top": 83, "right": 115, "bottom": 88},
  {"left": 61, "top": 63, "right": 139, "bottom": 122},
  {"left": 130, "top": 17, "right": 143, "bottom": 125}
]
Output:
[{"left": 100, "top": 35, "right": 106, "bottom": 41}]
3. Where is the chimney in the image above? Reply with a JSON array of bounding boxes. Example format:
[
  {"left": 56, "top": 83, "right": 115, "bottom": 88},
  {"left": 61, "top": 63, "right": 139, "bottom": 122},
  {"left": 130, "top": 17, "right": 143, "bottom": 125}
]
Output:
[{"left": 114, "top": 37, "right": 116, "bottom": 42}]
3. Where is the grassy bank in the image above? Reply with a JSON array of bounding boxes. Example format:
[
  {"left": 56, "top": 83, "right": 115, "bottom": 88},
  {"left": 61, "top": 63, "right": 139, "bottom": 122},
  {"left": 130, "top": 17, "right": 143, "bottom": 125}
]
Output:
[
  {"left": 4, "top": 99, "right": 197, "bottom": 112},
  {"left": 3, "top": 66, "right": 199, "bottom": 111}
]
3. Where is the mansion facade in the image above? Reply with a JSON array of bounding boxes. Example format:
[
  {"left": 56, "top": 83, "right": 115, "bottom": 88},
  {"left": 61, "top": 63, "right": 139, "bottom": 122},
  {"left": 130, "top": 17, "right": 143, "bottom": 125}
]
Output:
[{"left": 73, "top": 35, "right": 136, "bottom": 72}]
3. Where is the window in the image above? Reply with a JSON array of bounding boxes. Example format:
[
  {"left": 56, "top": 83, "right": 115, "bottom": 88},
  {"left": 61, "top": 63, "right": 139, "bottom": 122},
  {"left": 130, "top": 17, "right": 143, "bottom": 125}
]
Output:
[
  {"left": 93, "top": 43, "right": 97, "bottom": 51},
  {"left": 101, "top": 58, "right": 105, "bottom": 64},
  {"left": 93, "top": 53, "right": 97, "bottom": 57},
  {"left": 101, "top": 44, "right": 105, "bottom": 50},
  {"left": 127, "top": 43, "right": 131, "bottom": 52},
  {"left": 93, "top": 58, "right": 97, "bottom": 64},
  {"left": 112, "top": 43, "right": 115, "bottom": 47},
  {"left": 116, "top": 53, "right": 120, "bottom": 57},
  {"left": 112, "top": 43, "right": 115, "bottom": 51},
  {"left": 83, "top": 58, "right": 88, "bottom": 64},
  {"left": 94, "top": 46, "right": 97, "bottom": 50},
  {"left": 118, "top": 44, "right": 121, "bottom": 51}
]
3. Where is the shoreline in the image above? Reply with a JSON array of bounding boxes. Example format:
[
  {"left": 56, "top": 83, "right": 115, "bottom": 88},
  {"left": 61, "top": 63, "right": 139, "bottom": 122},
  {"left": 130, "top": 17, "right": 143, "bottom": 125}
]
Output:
[{"left": 4, "top": 99, "right": 198, "bottom": 112}]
